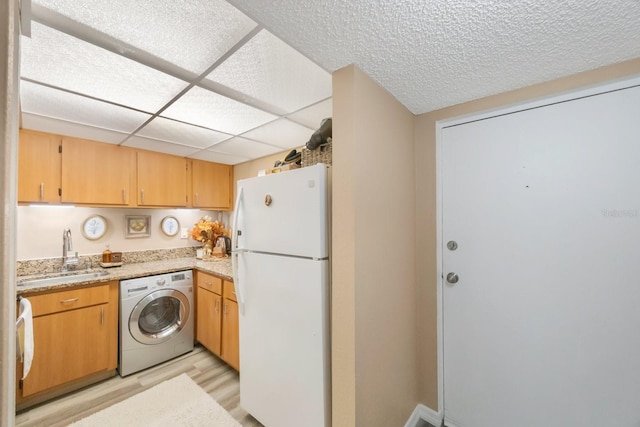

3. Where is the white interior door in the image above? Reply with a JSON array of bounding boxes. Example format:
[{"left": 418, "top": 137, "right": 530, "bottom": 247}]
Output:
[{"left": 442, "top": 83, "right": 640, "bottom": 427}]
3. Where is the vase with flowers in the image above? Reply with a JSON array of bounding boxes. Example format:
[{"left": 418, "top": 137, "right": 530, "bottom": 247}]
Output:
[{"left": 190, "top": 215, "right": 226, "bottom": 258}]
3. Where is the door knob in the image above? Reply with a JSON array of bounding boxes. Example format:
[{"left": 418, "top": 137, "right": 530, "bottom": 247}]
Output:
[{"left": 446, "top": 272, "right": 459, "bottom": 284}]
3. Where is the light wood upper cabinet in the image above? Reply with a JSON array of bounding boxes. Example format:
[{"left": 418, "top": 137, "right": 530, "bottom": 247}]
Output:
[
  {"left": 191, "top": 159, "right": 233, "bottom": 210},
  {"left": 137, "top": 150, "right": 187, "bottom": 207},
  {"left": 18, "top": 129, "right": 61, "bottom": 203},
  {"left": 18, "top": 130, "right": 232, "bottom": 208},
  {"left": 61, "top": 137, "right": 133, "bottom": 205}
]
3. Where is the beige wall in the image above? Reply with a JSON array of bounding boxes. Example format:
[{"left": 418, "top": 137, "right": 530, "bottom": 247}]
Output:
[
  {"left": 414, "top": 57, "right": 640, "bottom": 410},
  {"left": 15, "top": 206, "right": 224, "bottom": 260},
  {"left": 0, "top": 0, "right": 19, "bottom": 424},
  {"left": 333, "top": 65, "right": 417, "bottom": 426},
  {"left": 232, "top": 151, "right": 289, "bottom": 183}
]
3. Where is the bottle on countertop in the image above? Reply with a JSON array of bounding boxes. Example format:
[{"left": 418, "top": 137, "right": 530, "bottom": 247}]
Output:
[{"left": 102, "top": 245, "right": 112, "bottom": 263}]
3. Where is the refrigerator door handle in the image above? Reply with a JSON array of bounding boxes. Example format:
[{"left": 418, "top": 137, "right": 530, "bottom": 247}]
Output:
[
  {"left": 231, "top": 251, "right": 245, "bottom": 314},
  {"left": 231, "top": 186, "right": 244, "bottom": 250},
  {"left": 231, "top": 186, "right": 246, "bottom": 314}
]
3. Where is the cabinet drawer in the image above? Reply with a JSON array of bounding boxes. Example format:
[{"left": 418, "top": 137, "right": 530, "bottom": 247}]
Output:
[
  {"left": 223, "top": 280, "right": 237, "bottom": 302},
  {"left": 196, "top": 271, "right": 222, "bottom": 295},
  {"left": 26, "top": 285, "right": 110, "bottom": 317}
]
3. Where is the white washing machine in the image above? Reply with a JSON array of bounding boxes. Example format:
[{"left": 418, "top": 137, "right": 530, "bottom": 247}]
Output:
[{"left": 119, "top": 270, "right": 194, "bottom": 376}]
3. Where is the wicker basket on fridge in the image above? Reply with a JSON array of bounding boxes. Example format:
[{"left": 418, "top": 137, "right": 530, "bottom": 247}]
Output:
[{"left": 301, "top": 141, "right": 332, "bottom": 167}]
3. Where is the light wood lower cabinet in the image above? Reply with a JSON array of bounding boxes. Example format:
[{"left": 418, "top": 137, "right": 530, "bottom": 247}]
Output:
[
  {"left": 221, "top": 280, "right": 239, "bottom": 370},
  {"left": 17, "top": 281, "right": 118, "bottom": 407},
  {"left": 196, "top": 272, "right": 222, "bottom": 356},
  {"left": 196, "top": 272, "right": 239, "bottom": 370}
]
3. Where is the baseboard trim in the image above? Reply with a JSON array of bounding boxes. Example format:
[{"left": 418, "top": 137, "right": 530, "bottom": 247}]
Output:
[{"left": 404, "top": 403, "right": 442, "bottom": 427}]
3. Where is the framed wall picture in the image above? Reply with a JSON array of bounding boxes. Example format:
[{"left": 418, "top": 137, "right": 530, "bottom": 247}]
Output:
[{"left": 125, "top": 215, "right": 151, "bottom": 238}]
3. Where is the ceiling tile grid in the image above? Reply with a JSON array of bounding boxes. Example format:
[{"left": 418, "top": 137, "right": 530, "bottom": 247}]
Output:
[
  {"left": 20, "top": 1, "right": 332, "bottom": 165},
  {"left": 21, "top": 113, "right": 131, "bottom": 144},
  {"left": 20, "top": 80, "right": 152, "bottom": 134},
  {"left": 204, "top": 29, "right": 332, "bottom": 114},
  {"left": 135, "top": 117, "right": 232, "bottom": 149},
  {"left": 160, "top": 86, "right": 280, "bottom": 135},
  {"left": 122, "top": 135, "right": 203, "bottom": 158},
  {"left": 21, "top": 22, "right": 189, "bottom": 113},
  {"left": 33, "top": 0, "right": 259, "bottom": 75}
]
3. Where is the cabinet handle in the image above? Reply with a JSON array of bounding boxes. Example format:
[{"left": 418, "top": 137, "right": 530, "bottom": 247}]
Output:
[
  {"left": 40, "top": 182, "right": 44, "bottom": 201},
  {"left": 141, "top": 189, "right": 145, "bottom": 204},
  {"left": 195, "top": 193, "right": 199, "bottom": 206},
  {"left": 223, "top": 303, "right": 227, "bottom": 315},
  {"left": 122, "top": 188, "right": 126, "bottom": 203},
  {"left": 215, "top": 299, "right": 219, "bottom": 313},
  {"left": 100, "top": 307, "right": 104, "bottom": 325},
  {"left": 60, "top": 297, "right": 79, "bottom": 304}
]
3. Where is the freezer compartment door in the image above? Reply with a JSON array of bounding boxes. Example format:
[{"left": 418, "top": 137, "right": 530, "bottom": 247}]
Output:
[
  {"left": 236, "top": 164, "right": 328, "bottom": 258},
  {"left": 238, "top": 252, "right": 330, "bottom": 427}
]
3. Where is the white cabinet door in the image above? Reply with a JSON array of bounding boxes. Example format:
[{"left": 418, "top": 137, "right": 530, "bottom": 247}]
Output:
[{"left": 442, "top": 84, "right": 640, "bottom": 427}]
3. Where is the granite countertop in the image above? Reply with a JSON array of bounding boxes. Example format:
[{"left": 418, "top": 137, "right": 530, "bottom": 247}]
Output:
[{"left": 16, "top": 257, "right": 233, "bottom": 295}]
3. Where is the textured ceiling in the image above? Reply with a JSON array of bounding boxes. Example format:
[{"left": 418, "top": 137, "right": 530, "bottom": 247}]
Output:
[
  {"left": 20, "top": 1, "right": 640, "bottom": 165},
  {"left": 227, "top": 0, "right": 640, "bottom": 114}
]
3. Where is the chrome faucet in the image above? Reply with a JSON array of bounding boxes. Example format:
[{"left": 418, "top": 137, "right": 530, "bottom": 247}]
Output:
[{"left": 62, "top": 228, "right": 78, "bottom": 271}]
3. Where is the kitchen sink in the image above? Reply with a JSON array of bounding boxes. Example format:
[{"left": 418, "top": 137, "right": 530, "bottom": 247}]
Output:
[{"left": 18, "top": 270, "right": 110, "bottom": 287}]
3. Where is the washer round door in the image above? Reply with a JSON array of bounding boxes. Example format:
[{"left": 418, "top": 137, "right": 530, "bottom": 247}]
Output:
[{"left": 129, "top": 289, "right": 190, "bottom": 345}]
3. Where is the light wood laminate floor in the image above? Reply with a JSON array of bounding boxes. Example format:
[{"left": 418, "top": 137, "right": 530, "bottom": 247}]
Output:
[{"left": 15, "top": 345, "right": 264, "bottom": 427}]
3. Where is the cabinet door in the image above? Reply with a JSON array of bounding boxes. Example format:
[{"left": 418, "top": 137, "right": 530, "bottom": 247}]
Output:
[
  {"left": 191, "top": 159, "right": 233, "bottom": 210},
  {"left": 221, "top": 298, "right": 239, "bottom": 370},
  {"left": 18, "top": 129, "right": 61, "bottom": 203},
  {"left": 137, "top": 150, "right": 187, "bottom": 207},
  {"left": 22, "top": 304, "right": 111, "bottom": 397},
  {"left": 61, "top": 137, "right": 133, "bottom": 205},
  {"left": 196, "top": 286, "right": 222, "bottom": 356}
]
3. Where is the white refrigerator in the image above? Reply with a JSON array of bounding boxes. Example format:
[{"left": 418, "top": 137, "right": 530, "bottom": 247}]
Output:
[{"left": 232, "top": 163, "right": 331, "bottom": 427}]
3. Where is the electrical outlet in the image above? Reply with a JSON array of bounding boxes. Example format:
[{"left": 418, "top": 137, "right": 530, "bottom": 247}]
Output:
[{"left": 180, "top": 227, "right": 189, "bottom": 239}]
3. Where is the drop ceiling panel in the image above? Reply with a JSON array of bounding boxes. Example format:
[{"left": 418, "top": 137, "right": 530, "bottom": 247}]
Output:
[
  {"left": 161, "top": 86, "right": 278, "bottom": 135},
  {"left": 122, "top": 136, "right": 200, "bottom": 157},
  {"left": 240, "top": 118, "right": 313, "bottom": 149},
  {"left": 188, "top": 149, "right": 250, "bottom": 165},
  {"left": 136, "top": 117, "right": 231, "bottom": 149},
  {"left": 204, "top": 29, "right": 332, "bottom": 113},
  {"left": 287, "top": 98, "right": 333, "bottom": 129},
  {"left": 22, "top": 113, "right": 130, "bottom": 144},
  {"left": 33, "top": 0, "right": 258, "bottom": 75},
  {"left": 21, "top": 22, "right": 188, "bottom": 112},
  {"left": 21, "top": 81, "right": 151, "bottom": 133},
  {"left": 208, "top": 136, "right": 284, "bottom": 158}
]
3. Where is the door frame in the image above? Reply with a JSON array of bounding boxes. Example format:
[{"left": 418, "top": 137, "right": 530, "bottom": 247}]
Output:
[{"left": 434, "top": 74, "right": 640, "bottom": 425}]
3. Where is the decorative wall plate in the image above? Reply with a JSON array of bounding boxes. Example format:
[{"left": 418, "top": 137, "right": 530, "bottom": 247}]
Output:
[
  {"left": 82, "top": 215, "right": 107, "bottom": 240},
  {"left": 161, "top": 216, "right": 180, "bottom": 237}
]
